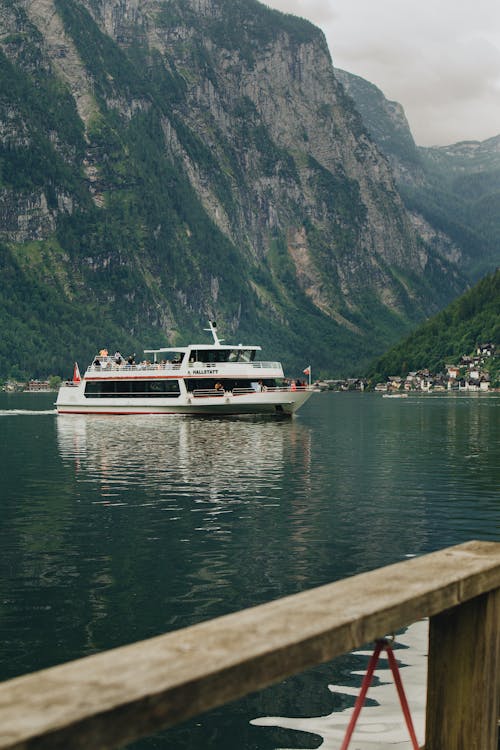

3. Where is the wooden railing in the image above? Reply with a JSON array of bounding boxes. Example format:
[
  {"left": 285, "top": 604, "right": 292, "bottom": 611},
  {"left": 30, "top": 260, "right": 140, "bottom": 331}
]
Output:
[{"left": 0, "top": 540, "right": 499, "bottom": 749}]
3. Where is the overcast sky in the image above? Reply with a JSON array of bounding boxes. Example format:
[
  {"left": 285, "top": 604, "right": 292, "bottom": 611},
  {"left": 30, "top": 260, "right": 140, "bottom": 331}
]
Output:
[{"left": 263, "top": 0, "right": 500, "bottom": 146}]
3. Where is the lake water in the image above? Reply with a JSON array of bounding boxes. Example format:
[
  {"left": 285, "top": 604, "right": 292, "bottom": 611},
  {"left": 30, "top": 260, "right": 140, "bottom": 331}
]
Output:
[{"left": 1, "top": 391, "right": 499, "bottom": 748}]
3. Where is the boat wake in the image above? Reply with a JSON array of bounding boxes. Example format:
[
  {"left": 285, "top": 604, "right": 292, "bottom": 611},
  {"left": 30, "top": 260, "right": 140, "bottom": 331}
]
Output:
[
  {"left": 251, "top": 619, "right": 428, "bottom": 749},
  {"left": 0, "top": 409, "right": 56, "bottom": 416}
]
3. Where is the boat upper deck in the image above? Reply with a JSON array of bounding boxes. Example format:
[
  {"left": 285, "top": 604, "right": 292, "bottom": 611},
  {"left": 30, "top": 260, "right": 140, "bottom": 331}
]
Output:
[
  {"left": 84, "top": 356, "right": 283, "bottom": 378},
  {"left": 84, "top": 322, "right": 282, "bottom": 379}
]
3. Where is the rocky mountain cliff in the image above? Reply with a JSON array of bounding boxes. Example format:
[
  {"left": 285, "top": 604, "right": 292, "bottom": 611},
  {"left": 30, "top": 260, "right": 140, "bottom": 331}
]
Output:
[
  {"left": 0, "top": 0, "right": 464, "bottom": 378},
  {"left": 334, "top": 69, "right": 424, "bottom": 186},
  {"left": 336, "top": 69, "right": 500, "bottom": 281}
]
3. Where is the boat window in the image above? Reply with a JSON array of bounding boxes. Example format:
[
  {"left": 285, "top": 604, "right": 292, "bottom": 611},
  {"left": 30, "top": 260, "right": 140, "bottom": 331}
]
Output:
[
  {"left": 84, "top": 380, "right": 181, "bottom": 398},
  {"left": 189, "top": 349, "right": 257, "bottom": 363},
  {"left": 185, "top": 379, "right": 228, "bottom": 391},
  {"left": 189, "top": 349, "right": 227, "bottom": 363},
  {"left": 216, "top": 350, "right": 230, "bottom": 362},
  {"left": 161, "top": 352, "right": 184, "bottom": 365},
  {"left": 170, "top": 352, "right": 184, "bottom": 365},
  {"left": 227, "top": 349, "right": 256, "bottom": 362},
  {"left": 185, "top": 378, "right": 276, "bottom": 392},
  {"left": 239, "top": 349, "right": 255, "bottom": 362},
  {"left": 84, "top": 382, "right": 101, "bottom": 397}
]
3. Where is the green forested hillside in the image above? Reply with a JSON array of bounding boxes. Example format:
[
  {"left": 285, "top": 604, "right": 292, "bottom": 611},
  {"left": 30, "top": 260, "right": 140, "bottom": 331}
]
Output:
[{"left": 367, "top": 269, "right": 500, "bottom": 380}]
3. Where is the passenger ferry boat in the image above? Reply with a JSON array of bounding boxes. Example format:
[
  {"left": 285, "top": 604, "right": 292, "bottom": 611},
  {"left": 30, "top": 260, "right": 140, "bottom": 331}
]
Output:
[{"left": 56, "top": 322, "right": 314, "bottom": 416}]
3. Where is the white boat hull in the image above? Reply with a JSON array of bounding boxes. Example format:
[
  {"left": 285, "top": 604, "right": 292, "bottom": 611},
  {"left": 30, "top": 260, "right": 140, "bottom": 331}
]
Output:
[{"left": 56, "top": 385, "right": 313, "bottom": 416}]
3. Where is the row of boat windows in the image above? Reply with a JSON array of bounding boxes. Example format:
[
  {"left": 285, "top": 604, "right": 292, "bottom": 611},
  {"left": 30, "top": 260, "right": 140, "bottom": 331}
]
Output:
[
  {"left": 185, "top": 378, "right": 277, "bottom": 391},
  {"left": 188, "top": 349, "right": 256, "bottom": 363},
  {"left": 83, "top": 378, "right": 279, "bottom": 398},
  {"left": 84, "top": 380, "right": 181, "bottom": 398}
]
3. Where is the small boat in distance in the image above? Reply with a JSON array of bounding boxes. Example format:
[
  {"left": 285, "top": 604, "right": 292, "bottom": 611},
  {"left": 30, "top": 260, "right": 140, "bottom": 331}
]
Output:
[{"left": 56, "top": 321, "right": 315, "bottom": 416}]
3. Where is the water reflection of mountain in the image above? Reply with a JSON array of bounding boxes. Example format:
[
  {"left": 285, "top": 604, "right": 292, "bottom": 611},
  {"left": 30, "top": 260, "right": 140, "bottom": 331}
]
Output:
[{"left": 56, "top": 415, "right": 311, "bottom": 506}]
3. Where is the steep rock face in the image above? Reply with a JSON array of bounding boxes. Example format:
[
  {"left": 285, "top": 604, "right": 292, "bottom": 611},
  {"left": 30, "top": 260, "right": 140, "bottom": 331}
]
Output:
[
  {"left": 419, "top": 136, "right": 500, "bottom": 277},
  {"left": 335, "top": 68, "right": 425, "bottom": 186},
  {"left": 86, "top": 0, "right": 419, "bottom": 275},
  {"left": 0, "top": 0, "right": 464, "bottom": 377},
  {"left": 336, "top": 68, "right": 500, "bottom": 280},
  {"left": 0, "top": 190, "right": 57, "bottom": 240},
  {"left": 100, "top": 1, "right": 468, "bottom": 291}
]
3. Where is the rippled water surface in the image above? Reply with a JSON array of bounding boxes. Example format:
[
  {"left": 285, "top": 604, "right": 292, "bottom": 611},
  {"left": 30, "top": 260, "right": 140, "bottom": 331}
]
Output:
[{"left": 0, "top": 391, "right": 498, "bottom": 748}]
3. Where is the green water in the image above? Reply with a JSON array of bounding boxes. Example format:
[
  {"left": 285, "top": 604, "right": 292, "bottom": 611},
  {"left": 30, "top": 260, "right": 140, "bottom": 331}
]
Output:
[{"left": 0, "top": 391, "right": 498, "bottom": 748}]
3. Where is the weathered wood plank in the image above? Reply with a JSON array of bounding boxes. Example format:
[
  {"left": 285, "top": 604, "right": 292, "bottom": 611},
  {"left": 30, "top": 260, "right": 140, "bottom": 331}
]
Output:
[
  {"left": 425, "top": 589, "right": 500, "bottom": 750},
  {"left": 0, "top": 540, "right": 500, "bottom": 749}
]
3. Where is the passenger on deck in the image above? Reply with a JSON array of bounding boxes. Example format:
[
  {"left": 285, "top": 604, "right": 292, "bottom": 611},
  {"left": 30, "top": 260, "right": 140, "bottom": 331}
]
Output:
[
  {"left": 114, "top": 351, "right": 123, "bottom": 365},
  {"left": 214, "top": 382, "right": 224, "bottom": 393}
]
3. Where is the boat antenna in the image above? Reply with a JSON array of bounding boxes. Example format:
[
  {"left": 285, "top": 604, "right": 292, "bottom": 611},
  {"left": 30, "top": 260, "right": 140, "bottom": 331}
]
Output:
[{"left": 204, "top": 320, "right": 223, "bottom": 346}]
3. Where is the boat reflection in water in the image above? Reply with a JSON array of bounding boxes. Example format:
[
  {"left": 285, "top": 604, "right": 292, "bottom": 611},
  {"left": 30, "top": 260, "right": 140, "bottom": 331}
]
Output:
[{"left": 56, "top": 413, "right": 312, "bottom": 508}]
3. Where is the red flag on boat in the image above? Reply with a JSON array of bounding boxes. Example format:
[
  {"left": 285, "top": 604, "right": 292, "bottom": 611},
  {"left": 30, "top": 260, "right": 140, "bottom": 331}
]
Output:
[
  {"left": 303, "top": 366, "right": 311, "bottom": 375},
  {"left": 73, "top": 362, "right": 81, "bottom": 382}
]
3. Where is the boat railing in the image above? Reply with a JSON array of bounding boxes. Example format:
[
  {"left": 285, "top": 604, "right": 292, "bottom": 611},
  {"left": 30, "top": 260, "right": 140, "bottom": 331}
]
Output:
[
  {"left": 231, "top": 386, "right": 308, "bottom": 395},
  {"left": 187, "top": 361, "right": 281, "bottom": 369},
  {"left": 248, "top": 361, "right": 280, "bottom": 369},
  {"left": 86, "top": 359, "right": 183, "bottom": 374},
  {"left": 85, "top": 360, "right": 282, "bottom": 375},
  {"left": 189, "top": 386, "right": 311, "bottom": 398},
  {"left": 188, "top": 386, "right": 312, "bottom": 398},
  {"left": 256, "top": 385, "right": 310, "bottom": 393}
]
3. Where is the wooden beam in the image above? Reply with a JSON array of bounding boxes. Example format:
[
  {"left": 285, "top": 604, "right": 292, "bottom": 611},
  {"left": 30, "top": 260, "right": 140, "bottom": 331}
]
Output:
[
  {"left": 0, "top": 541, "right": 500, "bottom": 749},
  {"left": 425, "top": 589, "right": 500, "bottom": 750}
]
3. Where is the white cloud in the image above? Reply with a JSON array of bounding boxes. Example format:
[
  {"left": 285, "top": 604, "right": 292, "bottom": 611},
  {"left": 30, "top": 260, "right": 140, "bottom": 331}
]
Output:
[{"left": 262, "top": 0, "right": 500, "bottom": 145}]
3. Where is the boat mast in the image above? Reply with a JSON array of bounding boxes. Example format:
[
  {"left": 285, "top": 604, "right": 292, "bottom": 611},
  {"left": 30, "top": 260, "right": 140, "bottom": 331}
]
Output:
[{"left": 204, "top": 320, "right": 223, "bottom": 346}]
